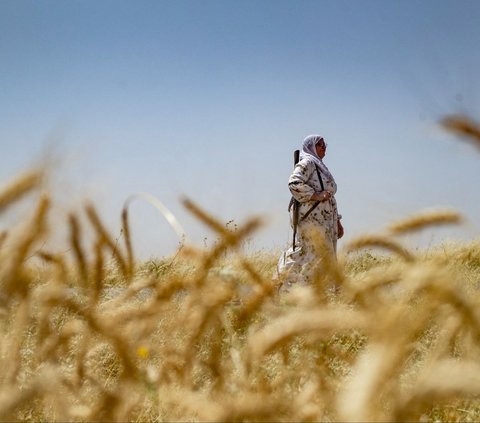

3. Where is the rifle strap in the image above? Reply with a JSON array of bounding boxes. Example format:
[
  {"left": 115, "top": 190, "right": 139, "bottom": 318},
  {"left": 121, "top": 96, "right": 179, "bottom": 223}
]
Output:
[
  {"left": 300, "top": 164, "right": 325, "bottom": 222},
  {"left": 288, "top": 196, "right": 295, "bottom": 212},
  {"left": 315, "top": 164, "right": 325, "bottom": 191}
]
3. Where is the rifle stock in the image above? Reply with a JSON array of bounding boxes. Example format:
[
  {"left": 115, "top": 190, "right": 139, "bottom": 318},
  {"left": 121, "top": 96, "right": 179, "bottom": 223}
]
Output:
[{"left": 291, "top": 150, "right": 300, "bottom": 251}]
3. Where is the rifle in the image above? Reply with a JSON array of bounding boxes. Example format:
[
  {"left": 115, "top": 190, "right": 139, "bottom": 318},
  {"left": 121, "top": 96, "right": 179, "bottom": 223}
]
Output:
[{"left": 290, "top": 150, "right": 300, "bottom": 251}]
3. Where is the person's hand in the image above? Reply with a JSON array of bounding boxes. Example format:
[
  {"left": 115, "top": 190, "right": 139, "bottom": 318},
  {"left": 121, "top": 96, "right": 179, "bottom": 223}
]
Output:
[
  {"left": 337, "top": 219, "right": 344, "bottom": 239},
  {"left": 311, "top": 191, "right": 331, "bottom": 202}
]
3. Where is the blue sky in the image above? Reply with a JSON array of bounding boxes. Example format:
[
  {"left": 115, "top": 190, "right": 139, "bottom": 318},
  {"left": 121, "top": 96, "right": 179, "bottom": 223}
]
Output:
[{"left": 1, "top": 0, "right": 479, "bottom": 257}]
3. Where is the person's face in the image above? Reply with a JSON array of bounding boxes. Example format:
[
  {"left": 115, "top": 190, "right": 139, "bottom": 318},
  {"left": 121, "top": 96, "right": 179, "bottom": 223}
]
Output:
[{"left": 315, "top": 139, "right": 327, "bottom": 159}]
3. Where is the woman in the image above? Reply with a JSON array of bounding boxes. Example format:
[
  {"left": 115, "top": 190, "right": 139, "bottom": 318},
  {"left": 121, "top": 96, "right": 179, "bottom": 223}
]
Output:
[{"left": 278, "top": 134, "right": 344, "bottom": 290}]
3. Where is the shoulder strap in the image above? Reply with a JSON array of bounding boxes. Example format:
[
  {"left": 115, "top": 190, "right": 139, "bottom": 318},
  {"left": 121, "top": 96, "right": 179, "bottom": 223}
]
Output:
[
  {"left": 299, "top": 164, "right": 325, "bottom": 222},
  {"left": 315, "top": 164, "right": 325, "bottom": 191}
]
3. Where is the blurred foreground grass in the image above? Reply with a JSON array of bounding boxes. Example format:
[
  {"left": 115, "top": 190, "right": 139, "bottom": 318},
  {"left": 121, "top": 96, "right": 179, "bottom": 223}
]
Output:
[
  {"left": 1, "top": 171, "right": 480, "bottom": 422},
  {"left": 1, "top": 114, "right": 480, "bottom": 422}
]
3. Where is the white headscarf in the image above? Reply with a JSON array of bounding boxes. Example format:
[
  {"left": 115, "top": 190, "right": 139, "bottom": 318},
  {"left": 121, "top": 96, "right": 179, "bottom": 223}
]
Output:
[{"left": 300, "top": 134, "right": 334, "bottom": 181}]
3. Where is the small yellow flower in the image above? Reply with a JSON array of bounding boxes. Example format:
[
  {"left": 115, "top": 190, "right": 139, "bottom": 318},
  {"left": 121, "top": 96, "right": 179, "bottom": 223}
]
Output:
[{"left": 136, "top": 346, "right": 149, "bottom": 359}]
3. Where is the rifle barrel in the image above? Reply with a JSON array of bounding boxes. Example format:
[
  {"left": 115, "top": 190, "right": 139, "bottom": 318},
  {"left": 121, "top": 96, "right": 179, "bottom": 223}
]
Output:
[{"left": 291, "top": 149, "right": 300, "bottom": 251}]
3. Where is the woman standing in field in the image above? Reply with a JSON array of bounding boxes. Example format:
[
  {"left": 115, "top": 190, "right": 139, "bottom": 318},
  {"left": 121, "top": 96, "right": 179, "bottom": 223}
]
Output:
[{"left": 278, "top": 134, "right": 344, "bottom": 290}]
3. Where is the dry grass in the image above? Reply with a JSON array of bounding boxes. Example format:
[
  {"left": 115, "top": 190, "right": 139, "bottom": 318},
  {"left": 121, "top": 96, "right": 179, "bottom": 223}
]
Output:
[{"left": 0, "top": 116, "right": 479, "bottom": 421}]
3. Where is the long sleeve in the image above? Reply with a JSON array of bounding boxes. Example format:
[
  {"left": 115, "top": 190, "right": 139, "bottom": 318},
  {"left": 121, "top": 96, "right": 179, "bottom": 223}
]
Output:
[{"left": 288, "top": 159, "right": 316, "bottom": 203}]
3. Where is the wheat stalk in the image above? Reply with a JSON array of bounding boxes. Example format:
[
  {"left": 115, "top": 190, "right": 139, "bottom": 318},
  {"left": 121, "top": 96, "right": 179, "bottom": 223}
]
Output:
[
  {"left": 0, "top": 170, "right": 43, "bottom": 214},
  {"left": 387, "top": 208, "right": 463, "bottom": 235},
  {"left": 345, "top": 233, "right": 414, "bottom": 261},
  {"left": 441, "top": 114, "right": 480, "bottom": 148}
]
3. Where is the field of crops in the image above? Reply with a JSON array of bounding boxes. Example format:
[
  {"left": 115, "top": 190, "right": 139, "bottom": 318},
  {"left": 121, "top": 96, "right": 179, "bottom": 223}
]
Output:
[
  {"left": 0, "top": 174, "right": 480, "bottom": 422},
  {"left": 0, "top": 116, "right": 479, "bottom": 422}
]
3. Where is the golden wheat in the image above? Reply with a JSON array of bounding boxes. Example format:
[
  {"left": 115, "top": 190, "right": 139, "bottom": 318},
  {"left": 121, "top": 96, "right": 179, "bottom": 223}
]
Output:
[
  {"left": 387, "top": 208, "right": 463, "bottom": 235},
  {"left": 0, "top": 170, "right": 43, "bottom": 214},
  {"left": 0, "top": 152, "right": 479, "bottom": 421},
  {"left": 441, "top": 114, "right": 480, "bottom": 148},
  {"left": 345, "top": 233, "right": 415, "bottom": 261}
]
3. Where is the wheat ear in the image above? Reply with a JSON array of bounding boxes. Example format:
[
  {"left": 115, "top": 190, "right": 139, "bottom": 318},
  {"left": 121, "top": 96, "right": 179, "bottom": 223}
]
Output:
[
  {"left": 345, "top": 234, "right": 414, "bottom": 262},
  {"left": 85, "top": 203, "right": 128, "bottom": 277},
  {"left": 0, "top": 170, "right": 42, "bottom": 214},
  {"left": 387, "top": 208, "right": 462, "bottom": 235},
  {"left": 441, "top": 114, "right": 480, "bottom": 146}
]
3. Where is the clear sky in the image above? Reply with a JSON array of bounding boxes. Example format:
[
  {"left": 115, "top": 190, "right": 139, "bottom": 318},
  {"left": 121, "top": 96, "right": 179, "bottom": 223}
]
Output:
[{"left": 1, "top": 0, "right": 479, "bottom": 258}]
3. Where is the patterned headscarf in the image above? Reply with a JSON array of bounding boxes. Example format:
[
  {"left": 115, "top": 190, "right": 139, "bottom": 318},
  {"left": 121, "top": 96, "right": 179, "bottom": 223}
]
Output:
[{"left": 300, "top": 134, "right": 333, "bottom": 181}]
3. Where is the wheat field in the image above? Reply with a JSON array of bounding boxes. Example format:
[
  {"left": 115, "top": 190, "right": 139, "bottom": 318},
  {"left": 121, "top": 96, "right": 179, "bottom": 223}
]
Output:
[{"left": 0, "top": 116, "right": 479, "bottom": 422}]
